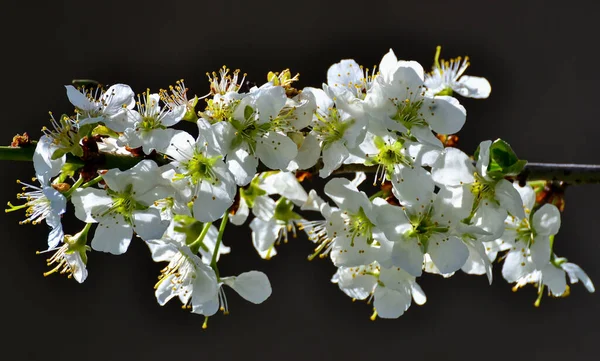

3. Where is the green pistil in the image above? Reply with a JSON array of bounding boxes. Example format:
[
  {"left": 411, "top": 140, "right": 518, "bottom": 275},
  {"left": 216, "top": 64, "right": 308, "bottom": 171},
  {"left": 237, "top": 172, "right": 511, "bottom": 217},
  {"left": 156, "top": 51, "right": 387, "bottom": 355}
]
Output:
[
  {"left": 348, "top": 207, "right": 375, "bottom": 245},
  {"left": 313, "top": 108, "right": 353, "bottom": 150},
  {"left": 203, "top": 98, "right": 238, "bottom": 123},
  {"left": 392, "top": 98, "right": 426, "bottom": 129},
  {"left": 230, "top": 106, "right": 271, "bottom": 152},
  {"left": 139, "top": 116, "right": 166, "bottom": 131},
  {"left": 367, "top": 138, "right": 411, "bottom": 177},
  {"left": 103, "top": 184, "right": 147, "bottom": 222},
  {"left": 179, "top": 152, "right": 221, "bottom": 186},
  {"left": 433, "top": 45, "right": 442, "bottom": 69},
  {"left": 405, "top": 208, "right": 448, "bottom": 247}
]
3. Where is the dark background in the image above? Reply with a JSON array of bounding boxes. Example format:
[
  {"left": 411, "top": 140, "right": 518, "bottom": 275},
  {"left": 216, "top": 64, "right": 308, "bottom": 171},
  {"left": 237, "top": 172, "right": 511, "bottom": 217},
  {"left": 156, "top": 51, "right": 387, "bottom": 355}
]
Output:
[{"left": 1, "top": 1, "right": 599, "bottom": 360}]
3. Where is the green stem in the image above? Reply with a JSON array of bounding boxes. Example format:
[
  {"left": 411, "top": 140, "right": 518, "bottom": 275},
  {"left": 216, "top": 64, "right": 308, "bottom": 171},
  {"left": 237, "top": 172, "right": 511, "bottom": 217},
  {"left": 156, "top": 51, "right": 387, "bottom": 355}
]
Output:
[
  {"left": 82, "top": 175, "right": 103, "bottom": 188},
  {"left": 3, "top": 144, "right": 600, "bottom": 185},
  {"left": 64, "top": 176, "right": 84, "bottom": 198},
  {"left": 189, "top": 222, "right": 212, "bottom": 254},
  {"left": 210, "top": 212, "right": 229, "bottom": 281},
  {"left": 0, "top": 146, "right": 35, "bottom": 161}
]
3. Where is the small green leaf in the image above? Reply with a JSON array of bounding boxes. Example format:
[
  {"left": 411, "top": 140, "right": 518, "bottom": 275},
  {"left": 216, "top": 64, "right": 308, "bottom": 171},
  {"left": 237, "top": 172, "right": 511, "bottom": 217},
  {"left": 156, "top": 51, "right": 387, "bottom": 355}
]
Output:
[{"left": 486, "top": 139, "right": 527, "bottom": 179}]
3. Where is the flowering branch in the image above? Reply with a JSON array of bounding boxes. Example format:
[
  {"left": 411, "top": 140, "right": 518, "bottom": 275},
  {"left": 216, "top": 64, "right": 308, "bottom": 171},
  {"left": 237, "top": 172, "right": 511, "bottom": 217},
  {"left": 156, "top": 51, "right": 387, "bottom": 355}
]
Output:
[
  {"left": 3, "top": 144, "right": 600, "bottom": 184},
  {"left": 4, "top": 46, "right": 595, "bottom": 327}
]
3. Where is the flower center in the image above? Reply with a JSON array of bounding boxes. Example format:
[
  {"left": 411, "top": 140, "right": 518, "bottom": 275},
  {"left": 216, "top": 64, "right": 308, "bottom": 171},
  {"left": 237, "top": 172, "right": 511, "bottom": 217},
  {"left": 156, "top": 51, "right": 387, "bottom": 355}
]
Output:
[
  {"left": 230, "top": 106, "right": 271, "bottom": 152},
  {"left": 103, "top": 184, "right": 147, "bottom": 222},
  {"left": 313, "top": 108, "right": 353, "bottom": 149},
  {"left": 345, "top": 207, "right": 375, "bottom": 245},
  {"left": 406, "top": 207, "right": 449, "bottom": 245},
  {"left": 391, "top": 91, "right": 427, "bottom": 130},
  {"left": 181, "top": 151, "right": 221, "bottom": 186}
]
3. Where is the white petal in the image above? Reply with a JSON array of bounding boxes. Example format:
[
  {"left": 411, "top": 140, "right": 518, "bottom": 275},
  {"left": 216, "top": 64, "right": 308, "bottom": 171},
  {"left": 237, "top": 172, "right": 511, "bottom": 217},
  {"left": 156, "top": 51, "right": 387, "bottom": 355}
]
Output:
[
  {"left": 253, "top": 84, "right": 287, "bottom": 124},
  {"left": 65, "top": 85, "right": 93, "bottom": 110},
  {"left": 252, "top": 195, "right": 276, "bottom": 221},
  {"left": 261, "top": 172, "right": 307, "bottom": 206},
  {"left": 495, "top": 179, "right": 526, "bottom": 219},
  {"left": 132, "top": 209, "right": 168, "bottom": 241},
  {"left": 333, "top": 270, "right": 376, "bottom": 300},
  {"left": 319, "top": 141, "right": 349, "bottom": 178},
  {"left": 222, "top": 271, "right": 272, "bottom": 304},
  {"left": 33, "top": 135, "right": 65, "bottom": 184},
  {"left": 102, "top": 159, "right": 160, "bottom": 195},
  {"left": 289, "top": 132, "right": 320, "bottom": 170},
  {"left": 227, "top": 146, "right": 258, "bottom": 186},
  {"left": 501, "top": 241, "right": 533, "bottom": 283},
  {"left": 433, "top": 185, "right": 473, "bottom": 230},
  {"left": 390, "top": 240, "right": 424, "bottom": 277},
  {"left": 532, "top": 204, "right": 561, "bottom": 236},
  {"left": 455, "top": 75, "right": 491, "bottom": 99},
  {"left": 514, "top": 183, "right": 536, "bottom": 214},
  {"left": 410, "top": 283, "right": 427, "bottom": 305},
  {"left": 165, "top": 130, "right": 197, "bottom": 163},
  {"left": 373, "top": 287, "right": 411, "bottom": 319},
  {"left": 161, "top": 105, "right": 186, "bottom": 127},
  {"left": 250, "top": 218, "right": 280, "bottom": 252},
  {"left": 471, "top": 201, "right": 508, "bottom": 242},
  {"left": 330, "top": 235, "right": 376, "bottom": 267},
  {"left": 530, "top": 234, "right": 551, "bottom": 268},
  {"left": 431, "top": 147, "right": 475, "bottom": 186},
  {"left": 71, "top": 188, "right": 112, "bottom": 223},
  {"left": 198, "top": 224, "right": 230, "bottom": 264},
  {"left": 541, "top": 263, "right": 567, "bottom": 296},
  {"left": 410, "top": 125, "right": 444, "bottom": 148},
  {"left": 391, "top": 166, "right": 435, "bottom": 211},
  {"left": 324, "top": 177, "right": 370, "bottom": 214},
  {"left": 372, "top": 200, "right": 411, "bottom": 240},
  {"left": 461, "top": 239, "right": 493, "bottom": 284},
  {"left": 229, "top": 197, "right": 249, "bottom": 225},
  {"left": 427, "top": 235, "right": 469, "bottom": 274},
  {"left": 562, "top": 262, "right": 595, "bottom": 293},
  {"left": 378, "top": 49, "right": 398, "bottom": 82},
  {"left": 256, "top": 132, "right": 298, "bottom": 170},
  {"left": 145, "top": 239, "right": 179, "bottom": 262},
  {"left": 102, "top": 84, "right": 135, "bottom": 114},
  {"left": 64, "top": 252, "right": 87, "bottom": 283},
  {"left": 91, "top": 215, "right": 133, "bottom": 255},
  {"left": 155, "top": 274, "right": 177, "bottom": 305},
  {"left": 423, "top": 96, "right": 466, "bottom": 135},
  {"left": 327, "top": 59, "right": 364, "bottom": 97},
  {"left": 476, "top": 140, "right": 491, "bottom": 179},
  {"left": 193, "top": 170, "right": 236, "bottom": 222}
]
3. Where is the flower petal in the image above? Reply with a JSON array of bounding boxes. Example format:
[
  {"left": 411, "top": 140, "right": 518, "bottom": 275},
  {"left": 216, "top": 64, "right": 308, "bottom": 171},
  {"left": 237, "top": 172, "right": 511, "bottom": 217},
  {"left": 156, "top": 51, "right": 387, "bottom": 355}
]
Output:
[{"left": 222, "top": 271, "right": 272, "bottom": 304}]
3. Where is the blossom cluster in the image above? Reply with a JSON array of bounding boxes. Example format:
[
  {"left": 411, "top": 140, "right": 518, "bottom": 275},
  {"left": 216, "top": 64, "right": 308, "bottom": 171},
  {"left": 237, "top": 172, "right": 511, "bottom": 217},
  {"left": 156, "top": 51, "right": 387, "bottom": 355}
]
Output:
[{"left": 6, "top": 46, "right": 594, "bottom": 323}]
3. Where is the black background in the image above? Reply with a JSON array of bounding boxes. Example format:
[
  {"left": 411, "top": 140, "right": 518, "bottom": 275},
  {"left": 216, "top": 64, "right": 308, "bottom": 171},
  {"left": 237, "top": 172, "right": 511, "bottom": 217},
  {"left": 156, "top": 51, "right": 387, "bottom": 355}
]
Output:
[{"left": 1, "top": 1, "right": 599, "bottom": 360}]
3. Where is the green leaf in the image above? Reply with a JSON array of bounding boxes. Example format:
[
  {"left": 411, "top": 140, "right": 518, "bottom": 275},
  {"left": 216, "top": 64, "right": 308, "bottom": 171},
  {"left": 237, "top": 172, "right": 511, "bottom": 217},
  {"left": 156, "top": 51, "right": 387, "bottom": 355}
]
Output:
[
  {"left": 244, "top": 105, "right": 254, "bottom": 121},
  {"left": 51, "top": 148, "right": 67, "bottom": 160},
  {"left": 486, "top": 139, "right": 527, "bottom": 179}
]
